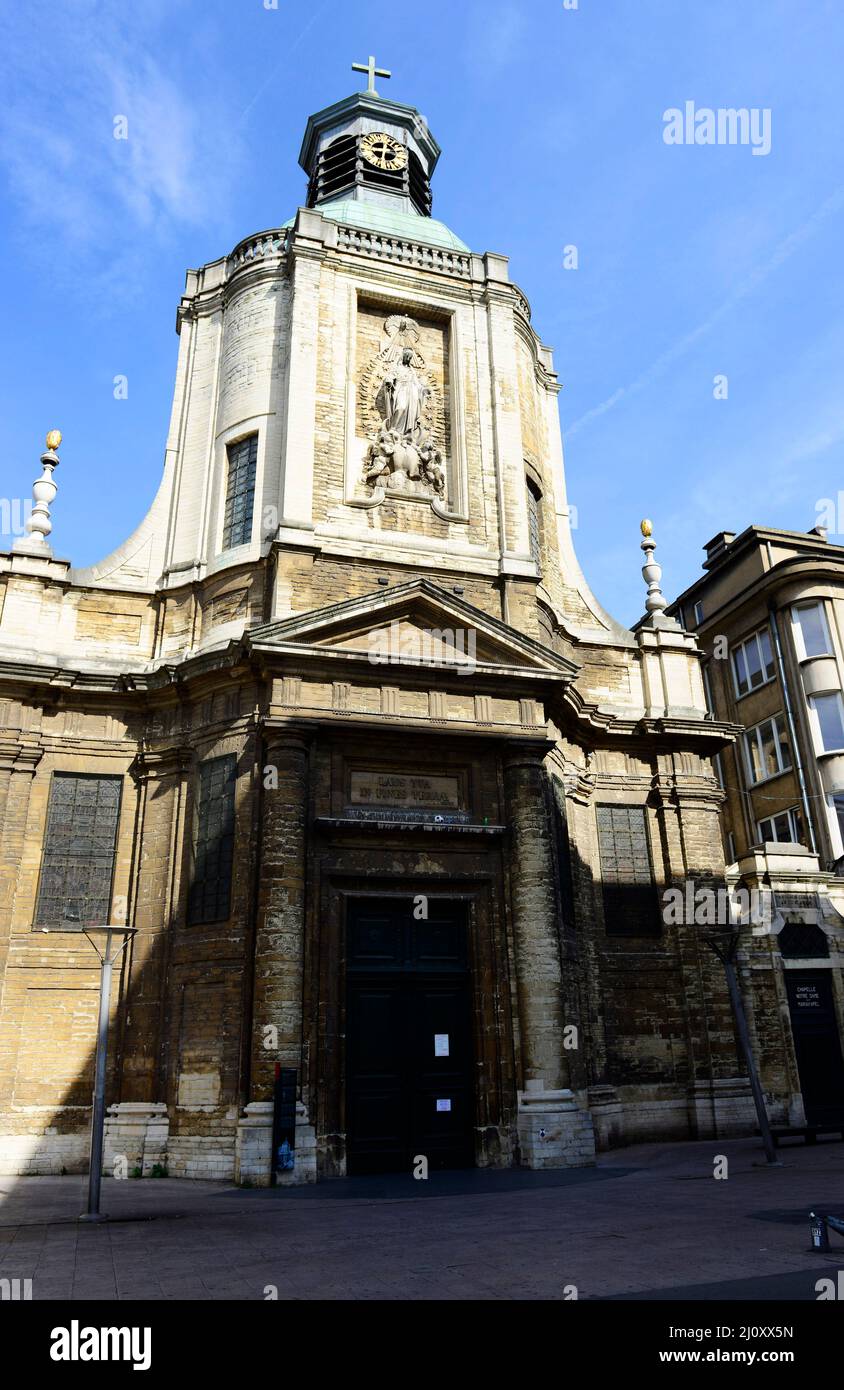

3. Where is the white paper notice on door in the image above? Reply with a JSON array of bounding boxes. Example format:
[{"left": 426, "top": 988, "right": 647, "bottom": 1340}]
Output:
[
  {"left": 436, "top": 1098, "right": 452, "bottom": 1112},
  {"left": 434, "top": 1033, "right": 450, "bottom": 1057}
]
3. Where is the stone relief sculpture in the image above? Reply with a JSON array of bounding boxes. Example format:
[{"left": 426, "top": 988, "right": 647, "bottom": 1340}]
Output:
[{"left": 359, "top": 315, "right": 447, "bottom": 499}]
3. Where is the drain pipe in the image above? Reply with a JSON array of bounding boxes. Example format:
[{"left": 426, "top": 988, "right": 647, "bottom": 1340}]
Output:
[{"left": 767, "top": 601, "right": 817, "bottom": 855}]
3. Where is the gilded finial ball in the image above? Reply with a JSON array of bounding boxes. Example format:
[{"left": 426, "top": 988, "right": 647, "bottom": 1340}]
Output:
[
  {"left": 640, "top": 518, "right": 653, "bottom": 538},
  {"left": 46, "top": 429, "right": 62, "bottom": 451}
]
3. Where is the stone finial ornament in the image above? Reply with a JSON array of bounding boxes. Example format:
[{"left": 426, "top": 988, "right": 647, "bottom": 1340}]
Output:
[
  {"left": 12, "top": 430, "right": 62, "bottom": 556},
  {"left": 639, "top": 517, "right": 668, "bottom": 617}
]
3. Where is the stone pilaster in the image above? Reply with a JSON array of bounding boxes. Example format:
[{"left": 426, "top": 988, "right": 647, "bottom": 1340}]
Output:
[
  {"left": 653, "top": 757, "right": 747, "bottom": 1136},
  {"left": 504, "top": 743, "right": 595, "bottom": 1168},
  {"left": 0, "top": 743, "right": 42, "bottom": 971},
  {"left": 277, "top": 210, "right": 327, "bottom": 532},
  {"left": 237, "top": 728, "right": 315, "bottom": 1184},
  {"left": 116, "top": 748, "right": 190, "bottom": 1109}
]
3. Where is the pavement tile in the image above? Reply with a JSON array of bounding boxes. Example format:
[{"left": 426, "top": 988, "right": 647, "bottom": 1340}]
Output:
[{"left": 1, "top": 1137, "right": 842, "bottom": 1301}]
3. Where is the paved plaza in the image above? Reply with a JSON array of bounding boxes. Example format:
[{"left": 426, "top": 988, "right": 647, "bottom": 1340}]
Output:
[{"left": 1, "top": 1137, "right": 842, "bottom": 1301}]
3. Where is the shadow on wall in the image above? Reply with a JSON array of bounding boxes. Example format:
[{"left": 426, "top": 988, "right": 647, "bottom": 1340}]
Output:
[
  {"left": 0, "top": 766, "right": 752, "bottom": 1184},
  {"left": 0, "top": 744, "right": 257, "bottom": 1185}
]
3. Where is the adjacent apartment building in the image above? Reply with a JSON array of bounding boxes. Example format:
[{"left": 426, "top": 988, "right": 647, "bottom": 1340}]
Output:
[
  {"left": 670, "top": 524, "right": 844, "bottom": 1131},
  {"left": 669, "top": 524, "right": 844, "bottom": 869}
]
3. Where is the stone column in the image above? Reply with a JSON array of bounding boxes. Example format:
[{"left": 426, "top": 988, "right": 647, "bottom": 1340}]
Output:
[
  {"left": 236, "top": 727, "right": 316, "bottom": 1185},
  {"left": 504, "top": 743, "right": 595, "bottom": 1168}
]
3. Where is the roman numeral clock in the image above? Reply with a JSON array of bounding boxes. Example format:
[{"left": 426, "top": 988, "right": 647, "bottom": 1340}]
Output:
[{"left": 360, "top": 131, "right": 409, "bottom": 172}]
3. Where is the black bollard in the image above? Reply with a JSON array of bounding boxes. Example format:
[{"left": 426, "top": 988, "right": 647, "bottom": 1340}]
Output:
[{"left": 810, "top": 1211, "right": 830, "bottom": 1252}]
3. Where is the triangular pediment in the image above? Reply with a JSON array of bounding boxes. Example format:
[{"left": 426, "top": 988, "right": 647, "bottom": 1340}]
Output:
[{"left": 246, "top": 579, "right": 579, "bottom": 681}]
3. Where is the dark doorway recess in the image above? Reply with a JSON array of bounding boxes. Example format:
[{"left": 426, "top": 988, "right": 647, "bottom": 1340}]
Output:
[
  {"left": 346, "top": 897, "right": 474, "bottom": 1175},
  {"left": 785, "top": 970, "right": 844, "bottom": 1126}
]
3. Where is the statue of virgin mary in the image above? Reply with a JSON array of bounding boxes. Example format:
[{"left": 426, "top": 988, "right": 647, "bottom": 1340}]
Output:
[{"left": 377, "top": 349, "right": 429, "bottom": 440}]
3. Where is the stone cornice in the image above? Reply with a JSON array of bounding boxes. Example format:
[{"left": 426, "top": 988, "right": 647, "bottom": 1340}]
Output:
[
  {"left": 130, "top": 745, "right": 194, "bottom": 782},
  {"left": 0, "top": 738, "right": 44, "bottom": 775},
  {"left": 558, "top": 682, "right": 740, "bottom": 748},
  {"left": 651, "top": 772, "right": 726, "bottom": 810}
]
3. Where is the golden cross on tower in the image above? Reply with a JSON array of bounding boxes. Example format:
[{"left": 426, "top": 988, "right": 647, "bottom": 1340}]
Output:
[{"left": 352, "top": 55, "right": 392, "bottom": 97}]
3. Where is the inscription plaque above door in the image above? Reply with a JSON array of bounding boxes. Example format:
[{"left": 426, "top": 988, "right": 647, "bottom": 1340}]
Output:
[{"left": 350, "top": 770, "right": 460, "bottom": 810}]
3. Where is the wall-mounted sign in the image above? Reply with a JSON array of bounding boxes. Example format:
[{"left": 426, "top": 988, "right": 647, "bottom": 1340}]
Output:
[
  {"left": 434, "top": 1034, "right": 450, "bottom": 1057},
  {"left": 793, "top": 984, "right": 822, "bottom": 1009},
  {"left": 436, "top": 1098, "right": 452, "bottom": 1112},
  {"left": 350, "top": 771, "right": 461, "bottom": 812}
]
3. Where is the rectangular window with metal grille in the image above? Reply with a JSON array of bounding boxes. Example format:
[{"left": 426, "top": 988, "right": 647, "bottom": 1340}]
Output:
[
  {"left": 526, "top": 479, "right": 542, "bottom": 568},
  {"left": 222, "top": 435, "right": 257, "bottom": 550},
  {"left": 34, "top": 774, "right": 122, "bottom": 928},
  {"left": 596, "top": 804, "right": 661, "bottom": 937},
  {"left": 188, "top": 755, "right": 236, "bottom": 925}
]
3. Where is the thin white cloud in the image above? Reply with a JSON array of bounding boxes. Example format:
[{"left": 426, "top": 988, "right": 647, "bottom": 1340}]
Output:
[
  {"left": 566, "top": 185, "right": 844, "bottom": 437},
  {"left": 0, "top": 7, "right": 244, "bottom": 293}
]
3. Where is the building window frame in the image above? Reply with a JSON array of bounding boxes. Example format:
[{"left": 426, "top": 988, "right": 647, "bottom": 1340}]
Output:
[
  {"left": 187, "top": 754, "right": 237, "bottom": 926},
  {"left": 809, "top": 691, "right": 844, "bottom": 754},
  {"left": 34, "top": 772, "right": 123, "bottom": 929},
  {"left": 222, "top": 433, "right": 258, "bottom": 552},
  {"left": 743, "top": 713, "right": 792, "bottom": 785},
  {"left": 791, "top": 600, "right": 833, "bottom": 661},
  {"left": 832, "top": 795, "right": 844, "bottom": 860},
  {"left": 731, "top": 626, "right": 776, "bottom": 700},
  {"left": 702, "top": 663, "right": 716, "bottom": 714},
  {"left": 757, "top": 805, "right": 805, "bottom": 846},
  {"left": 595, "top": 803, "right": 661, "bottom": 939},
  {"left": 525, "top": 476, "right": 543, "bottom": 570}
]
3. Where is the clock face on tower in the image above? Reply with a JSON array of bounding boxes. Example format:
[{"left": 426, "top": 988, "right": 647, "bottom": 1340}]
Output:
[{"left": 360, "top": 131, "right": 408, "bottom": 171}]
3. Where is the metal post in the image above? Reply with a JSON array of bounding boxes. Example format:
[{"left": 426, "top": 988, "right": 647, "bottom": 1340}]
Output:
[
  {"left": 703, "top": 926, "right": 781, "bottom": 1165},
  {"left": 72, "top": 925, "right": 135, "bottom": 1223},
  {"left": 84, "top": 930, "right": 113, "bottom": 1221},
  {"left": 720, "top": 948, "right": 779, "bottom": 1166}
]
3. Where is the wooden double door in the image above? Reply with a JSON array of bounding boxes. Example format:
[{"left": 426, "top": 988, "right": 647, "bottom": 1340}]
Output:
[{"left": 346, "top": 896, "right": 474, "bottom": 1175}]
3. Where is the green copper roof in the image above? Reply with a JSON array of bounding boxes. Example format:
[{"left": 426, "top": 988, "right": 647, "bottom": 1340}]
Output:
[{"left": 283, "top": 197, "right": 469, "bottom": 252}]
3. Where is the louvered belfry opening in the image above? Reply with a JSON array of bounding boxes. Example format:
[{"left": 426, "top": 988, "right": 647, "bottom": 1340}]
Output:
[
  {"left": 408, "top": 150, "right": 432, "bottom": 215},
  {"left": 309, "top": 133, "right": 357, "bottom": 205},
  {"left": 307, "top": 133, "right": 432, "bottom": 214}
]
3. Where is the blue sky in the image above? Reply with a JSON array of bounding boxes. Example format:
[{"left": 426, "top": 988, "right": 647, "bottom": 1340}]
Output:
[{"left": 0, "top": 0, "right": 842, "bottom": 625}]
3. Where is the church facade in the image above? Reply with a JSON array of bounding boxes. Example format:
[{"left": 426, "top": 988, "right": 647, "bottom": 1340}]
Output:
[{"left": 0, "top": 76, "right": 750, "bottom": 1183}]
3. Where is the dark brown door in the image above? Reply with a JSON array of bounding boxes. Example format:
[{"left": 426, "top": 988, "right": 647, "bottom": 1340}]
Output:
[
  {"left": 346, "top": 897, "right": 474, "bottom": 1174},
  {"left": 785, "top": 971, "right": 844, "bottom": 1126}
]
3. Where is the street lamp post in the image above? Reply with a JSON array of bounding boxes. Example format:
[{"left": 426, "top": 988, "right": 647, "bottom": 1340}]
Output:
[
  {"left": 703, "top": 925, "right": 781, "bottom": 1167},
  {"left": 41, "top": 923, "right": 137, "bottom": 1220}
]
